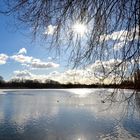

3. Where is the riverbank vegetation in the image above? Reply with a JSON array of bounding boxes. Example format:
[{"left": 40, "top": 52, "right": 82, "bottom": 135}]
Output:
[{"left": 0, "top": 76, "right": 139, "bottom": 90}]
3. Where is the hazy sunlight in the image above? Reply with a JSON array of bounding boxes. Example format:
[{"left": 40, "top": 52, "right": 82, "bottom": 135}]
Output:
[{"left": 72, "top": 22, "right": 87, "bottom": 36}]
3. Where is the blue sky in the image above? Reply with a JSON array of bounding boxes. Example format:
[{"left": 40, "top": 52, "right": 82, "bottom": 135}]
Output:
[{"left": 0, "top": 14, "right": 69, "bottom": 81}]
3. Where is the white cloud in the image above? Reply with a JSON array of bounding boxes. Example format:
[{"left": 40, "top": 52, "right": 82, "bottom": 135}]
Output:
[
  {"left": 13, "top": 70, "right": 47, "bottom": 82},
  {"left": 12, "top": 59, "right": 126, "bottom": 84},
  {"left": 48, "top": 57, "right": 52, "bottom": 60},
  {"left": 44, "top": 25, "right": 57, "bottom": 35},
  {"left": 12, "top": 69, "right": 90, "bottom": 84},
  {"left": 11, "top": 54, "right": 59, "bottom": 69},
  {"left": 100, "top": 26, "right": 139, "bottom": 42},
  {"left": 11, "top": 54, "right": 33, "bottom": 63},
  {"left": 31, "top": 61, "right": 59, "bottom": 69},
  {"left": 14, "top": 70, "right": 32, "bottom": 78},
  {"left": 18, "top": 48, "right": 27, "bottom": 54},
  {"left": 30, "top": 58, "right": 59, "bottom": 69},
  {"left": 90, "top": 59, "right": 122, "bottom": 71},
  {"left": 88, "top": 59, "right": 128, "bottom": 83},
  {"left": 46, "top": 69, "right": 97, "bottom": 84},
  {"left": 0, "top": 54, "right": 8, "bottom": 65},
  {"left": 113, "top": 41, "right": 126, "bottom": 51},
  {"left": 90, "top": 59, "right": 121, "bottom": 76}
]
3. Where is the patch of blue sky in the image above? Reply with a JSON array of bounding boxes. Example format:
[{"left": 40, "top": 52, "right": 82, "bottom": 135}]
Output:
[{"left": 0, "top": 14, "right": 68, "bottom": 80}]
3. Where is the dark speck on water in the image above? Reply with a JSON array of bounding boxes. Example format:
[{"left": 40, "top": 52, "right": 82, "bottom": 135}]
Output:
[{"left": 101, "top": 100, "right": 105, "bottom": 103}]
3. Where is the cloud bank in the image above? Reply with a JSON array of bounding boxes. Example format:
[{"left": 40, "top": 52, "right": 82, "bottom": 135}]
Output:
[
  {"left": 12, "top": 58, "right": 126, "bottom": 84},
  {"left": 11, "top": 49, "right": 59, "bottom": 69},
  {"left": 0, "top": 54, "right": 8, "bottom": 65},
  {"left": 18, "top": 48, "right": 27, "bottom": 54},
  {"left": 44, "top": 25, "right": 57, "bottom": 35}
]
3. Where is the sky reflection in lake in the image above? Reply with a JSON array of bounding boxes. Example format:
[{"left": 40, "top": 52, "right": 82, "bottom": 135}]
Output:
[{"left": 0, "top": 89, "right": 140, "bottom": 140}]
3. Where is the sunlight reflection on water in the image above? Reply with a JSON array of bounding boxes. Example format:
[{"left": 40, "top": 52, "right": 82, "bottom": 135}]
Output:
[{"left": 0, "top": 89, "right": 139, "bottom": 140}]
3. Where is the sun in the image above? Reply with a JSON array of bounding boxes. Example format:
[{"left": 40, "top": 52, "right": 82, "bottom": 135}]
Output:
[{"left": 72, "top": 22, "right": 87, "bottom": 36}]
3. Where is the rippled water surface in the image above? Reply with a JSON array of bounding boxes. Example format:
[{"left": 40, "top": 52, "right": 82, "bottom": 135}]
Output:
[{"left": 0, "top": 89, "right": 140, "bottom": 140}]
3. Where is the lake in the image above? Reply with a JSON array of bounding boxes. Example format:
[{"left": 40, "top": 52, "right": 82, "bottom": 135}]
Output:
[{"left": 0, "top": 89, "right": 140, "bottom": 140}]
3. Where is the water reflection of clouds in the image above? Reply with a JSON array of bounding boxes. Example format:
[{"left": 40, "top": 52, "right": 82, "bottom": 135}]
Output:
[
  {"left": 100, "top": 124, "right": 139, "bottom": 140},
  {"left": 0, "top": 94, "right": 4, "bottom": 121},
  {"left": 0, "top": 91, "right": 59, "bottom": 127},
  {"left": 0, "top": 89, "right": 139, "bottom": 123},
  {"left": 0, "top": 111, "right": 4, "bottom": 122},
  {"left": 68, "top": 89, "right": 93, "bottom": 97},
  {"left": 62, "top": 89, "right": 133, "bottom": 121},
  {"left": 0, "top": 89, "right": 139, "bottom": 139}
]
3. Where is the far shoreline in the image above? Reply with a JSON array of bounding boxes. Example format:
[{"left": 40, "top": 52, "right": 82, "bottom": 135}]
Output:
[
  {"left": 0, "top": 79, "right": 139, "bottom": 91},
  {"left": 0, "top": 86, "right": 139, "bottom": 91}
]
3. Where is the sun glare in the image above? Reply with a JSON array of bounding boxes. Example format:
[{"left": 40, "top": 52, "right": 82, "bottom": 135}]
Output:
[{"left": 72, "top": 22, "right": 87, "bottom": 36}]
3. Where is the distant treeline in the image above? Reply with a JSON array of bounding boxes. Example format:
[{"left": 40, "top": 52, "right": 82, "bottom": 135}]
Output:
[{"left": 0, "top": 78, "right": 139, "bottom": 90}]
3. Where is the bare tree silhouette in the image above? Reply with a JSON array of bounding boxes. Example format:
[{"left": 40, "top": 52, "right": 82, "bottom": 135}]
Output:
[
  {"left": 0, "top": 76, "right": 4, "bottom": 83},
  {"left": 0, "top": 0, "right": 140, "bottom": 85}
]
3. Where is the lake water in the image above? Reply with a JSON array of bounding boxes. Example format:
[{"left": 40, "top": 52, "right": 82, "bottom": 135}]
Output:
[{"left": 0, "top": 89, "right": 140, "bottom": 140}]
